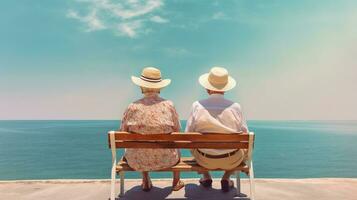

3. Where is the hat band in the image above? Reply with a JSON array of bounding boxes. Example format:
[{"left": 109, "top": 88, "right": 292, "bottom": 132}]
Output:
[{"left": 140, "top": 75, "right": 162, "bottom": 83}]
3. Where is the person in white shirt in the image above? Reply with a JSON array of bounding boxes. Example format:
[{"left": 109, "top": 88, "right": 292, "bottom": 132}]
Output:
[{"left": 185, "top": 67, "right": 248, "bottom": 192}]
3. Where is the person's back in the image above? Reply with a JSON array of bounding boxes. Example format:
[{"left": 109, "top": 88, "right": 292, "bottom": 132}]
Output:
[
  {"left": 187, "top": 94, "right": 248, "bottom": 155},
  {"left": 185, "top": 67, "right": 248, "bottom": 192},
  {"left": 122, "top": 94, "right": 180, "bottom": 135},
  {"left": 121, "top": 93, "right": 180, "bottom": 171},
  {"left": 120, "top": 67, "right": 184, "bottom": 192}
]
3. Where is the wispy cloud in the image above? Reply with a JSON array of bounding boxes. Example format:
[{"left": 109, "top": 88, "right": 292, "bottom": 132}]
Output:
[
  {"left": 117, "top": 20, "right": 142, "bottom": 38},
  {"left": 212, "top": 11, "right": 229, "bottom": 20},
  {"left": 67, "top": 0, "right": 168, "bottom": 38},
  {"left": 150, "top": 15, "right": 169, "bottom": 23},
  {"left": 67, "top": 9, "right": 106, "bottom": 32}
]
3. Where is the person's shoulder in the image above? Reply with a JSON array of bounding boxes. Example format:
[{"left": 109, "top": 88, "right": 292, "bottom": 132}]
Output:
[
  {"left": 132, "top": 97, "right": 145, "bottom": 104},
  {"left": 192, "top": 100, "right": 203, "bottom": 109},
  {"left": 155, "top": 97, "right": 175, "bottom": 109},
  {"left": 186, "top": 101, "right": 201, "bottom": 115},
  {"left": 125, "top": 102, "right": 137, "bottom": 110},
  {"left": 162, "top": 99, "right": 174, "bottom": 107},
  {"left": 129, "top": 97, "right": 147, "bottom": 108},
  {"left": 229, "top": 102, "right": 243, "bottom": 114},
  {"left": 231, "top": 102, "right": 241, "bottom": 109},
  {"left": 197, "top": 97, "right": 211, "bottom": 106},
  {"left": 221, "top": 97, "right": 241, "bottom": 109}
]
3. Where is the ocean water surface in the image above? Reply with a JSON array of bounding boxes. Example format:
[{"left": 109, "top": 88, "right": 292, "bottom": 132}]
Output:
[{"left": 0, "top": 120, "right": 357, "bottom": 180}]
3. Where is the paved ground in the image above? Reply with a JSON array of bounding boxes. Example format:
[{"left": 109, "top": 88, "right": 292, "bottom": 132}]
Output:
[{"left": 0, "top": 178, "right": 357, "bottom": 200}]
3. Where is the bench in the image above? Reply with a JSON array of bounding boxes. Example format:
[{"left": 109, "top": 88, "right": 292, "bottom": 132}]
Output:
[{"left": 108, "top": 131, "right": 255, "bottom": 200}]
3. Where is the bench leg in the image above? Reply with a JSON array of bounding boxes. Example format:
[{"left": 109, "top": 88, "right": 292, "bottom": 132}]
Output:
[
  {"left": 236, "top": 171, "right": 241, "bottom": 195},
  {"left": 119, "top": 171, "right": 125, "bottom": 197},
  {"left": 249, "top": 161, "right": 255, "bottom": 200},
  {"left": 110, "top": 168, "right": 116, "bottom": 200}
]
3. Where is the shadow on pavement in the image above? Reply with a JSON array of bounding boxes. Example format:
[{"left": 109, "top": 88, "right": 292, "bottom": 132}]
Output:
[{"left": 118, "top": 183, "right": 250, "bottom": 200}]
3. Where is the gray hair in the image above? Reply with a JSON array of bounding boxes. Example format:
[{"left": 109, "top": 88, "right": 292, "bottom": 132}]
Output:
[{"left": 141, "top": 87, "right": 161, "bottom": 94}]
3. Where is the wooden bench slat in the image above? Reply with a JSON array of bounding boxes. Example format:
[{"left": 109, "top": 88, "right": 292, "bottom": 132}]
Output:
[
  {"left": 116, "top": 157, "right": 249, "bottom": 173},
  {"left": 113, "top": 141, "right": 248, "bottom": 149},
  {"left": 112, "top": 132, "right": 249, "bottom": 142}
]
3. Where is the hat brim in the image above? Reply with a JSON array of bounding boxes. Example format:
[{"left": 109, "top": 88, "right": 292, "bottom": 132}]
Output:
[
  {"left": 198, "top": 73, "right": 236, "bottom": 92},
  {"left": 131, "top": 76, "right": 171, "bottom": 89}
]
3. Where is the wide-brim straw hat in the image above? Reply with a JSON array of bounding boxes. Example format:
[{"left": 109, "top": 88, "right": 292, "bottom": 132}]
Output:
[
  {"left": 131, "top": 67, "right": 171, "bottom": 89},
  {"left": 199, "top": 67, "right": 236, "bottom": 92}
]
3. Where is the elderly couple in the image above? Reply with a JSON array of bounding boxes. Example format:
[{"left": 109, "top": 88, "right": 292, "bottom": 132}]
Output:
[{"left": 120, "top": 66, "right": 248, "bottom": 192}]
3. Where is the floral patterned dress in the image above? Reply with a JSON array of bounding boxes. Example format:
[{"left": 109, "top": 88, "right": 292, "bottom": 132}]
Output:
[{"left": 120, "top": 93, "right": 181, "bottom": 172}]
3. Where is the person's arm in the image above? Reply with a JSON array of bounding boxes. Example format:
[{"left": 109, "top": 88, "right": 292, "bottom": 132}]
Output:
[
  {"left": 234, "top": 103, "right": 249, "bottom": 133},
  {"left": 185, "top": 103, "right": 196, "bottom": 132},
  {"left": 120, "top": 104, "right": 132, "bottom": 132},
  {"left": 240, "top": 111, "right": 249, "bottom": 133},
  {"left": 169, "top": 101, "right": 181, "bottom": 132}
]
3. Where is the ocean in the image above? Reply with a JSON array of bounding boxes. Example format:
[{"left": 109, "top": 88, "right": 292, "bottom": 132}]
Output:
[{"left": 0, "top": 120, "right": 357, "bottom": 180}]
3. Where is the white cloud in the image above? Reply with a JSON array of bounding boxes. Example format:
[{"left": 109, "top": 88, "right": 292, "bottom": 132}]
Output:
[
  {"left": 94, "top": 0, "right": 163, "bottom": 19},
  {"left": 67, "top": 9, "right": 106, "bottom": 32},
  {"left": 67, "top": 0, "right": 166, "bottom": 37},
  {"left": 212, "top": 11, "right": 228, "bottom": 20},
  {"left": 117, "top": 20, "right": 142, "bottom": 38},
  {"left": 150, "top": 15, "right": 169, "bottom": 23}
]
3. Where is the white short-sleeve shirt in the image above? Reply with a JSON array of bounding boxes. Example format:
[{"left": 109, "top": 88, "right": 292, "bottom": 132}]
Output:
[{"left": 185, "top": 94, "right": 248, "bottom": 155}]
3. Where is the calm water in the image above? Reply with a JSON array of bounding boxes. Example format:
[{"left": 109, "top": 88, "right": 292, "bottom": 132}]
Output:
[{"left": 0, "top": 120, "right": 357, "bottom": 180}]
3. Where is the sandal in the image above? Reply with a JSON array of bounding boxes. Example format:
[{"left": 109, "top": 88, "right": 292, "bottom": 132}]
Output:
[
  {"left": 141, "top": 179, "right": 152, "bottom": 192},
  {"left": 172, "top": 180, "right": 185, "bottom": 191},
  {"left": 199, "top": 178, "right": 212, "bottom": 188},
  {"left": 221, "top": 179, "right": 234, "bottom": 192}
]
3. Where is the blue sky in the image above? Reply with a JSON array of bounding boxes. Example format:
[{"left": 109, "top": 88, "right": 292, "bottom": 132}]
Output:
[{"left": 1, "top": 0, "right": 357, "bottom": 120}]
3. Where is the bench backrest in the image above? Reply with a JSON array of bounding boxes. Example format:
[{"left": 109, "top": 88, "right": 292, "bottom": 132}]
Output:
[
  {"left": 108, "top": 131, "right": 255, "bottom": 166},
  {"left": 108, "top": 131, "right": 254, "bottom": 149}
]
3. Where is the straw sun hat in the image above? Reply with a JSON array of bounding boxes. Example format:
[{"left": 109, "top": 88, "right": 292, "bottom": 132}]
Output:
[
  {"left": 131, "top": 67, "right": 171, "bottom": 89},
  {"left": 199, "top": 67, "right": 236, "bottom": 92}
]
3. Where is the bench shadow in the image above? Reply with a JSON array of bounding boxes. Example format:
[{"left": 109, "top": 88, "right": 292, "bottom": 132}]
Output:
[
  {"left": 179, "top": 183, "right": 250, "bottom": 200},
  {"left": 117, "top": 183, "right": 250, "bottom": 200},
  {"left": 117, "top": 185, "right": 172, "bottom": 200}
]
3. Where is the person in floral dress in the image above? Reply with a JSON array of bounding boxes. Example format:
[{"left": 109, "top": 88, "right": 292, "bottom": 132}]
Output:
[{"left": 120, "top": 67, "right": 184, "bottom": 191}]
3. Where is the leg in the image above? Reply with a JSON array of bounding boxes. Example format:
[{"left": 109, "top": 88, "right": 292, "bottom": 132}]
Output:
[
  {"left": 142, "top": 171, "right": 149, "bottom": 183},
  {"left": 202, "top": 171, "right": 212, "bottom": 180},
  {"left": 172, "top": 171, "right": 180, "bottom": 186},
  {"left": 249, "top": 161, "right": 255, "bottom": 200},
  {"left": 198, "top": 171, "right": 212, "bottom": 188},
  {"left": 172, "top": 171, "right": 184, "bottom": 191},
  {"left": 141, "top": 171, "right": 152, "bottom": 191},
  {"left": 119, "top": 171, "right": 125, "bottom": 197},
  {"left": 221, "top": 170, "right": 235, "bottom": 192},
  {"left": 191, "top": 149, "right": 212, "bottom": 183},
  {"left": 222, "top": 170, "right": 234, "bottom": 180}
]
